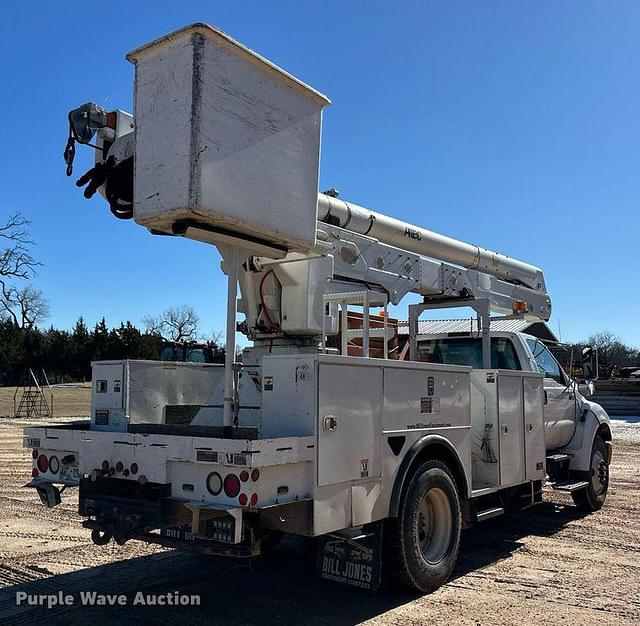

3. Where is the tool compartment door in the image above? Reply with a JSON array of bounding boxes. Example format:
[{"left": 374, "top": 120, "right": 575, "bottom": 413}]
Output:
[
  {"left": 498, "top": 373, "right": 526, "bottom": 487},
  {"left": 317, "top": 362, "right": 382, "bottom": 486},
  {"left": 523, "top": 374, "right": 546, "bottom": 481}
]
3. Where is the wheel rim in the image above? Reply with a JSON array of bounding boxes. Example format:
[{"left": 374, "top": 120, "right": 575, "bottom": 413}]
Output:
[
  {"left": 591, "top": 449, "right": 608, "bottom": 496},
  {"left": 417, "top": 487, "right": 453, "bottom": 564}
]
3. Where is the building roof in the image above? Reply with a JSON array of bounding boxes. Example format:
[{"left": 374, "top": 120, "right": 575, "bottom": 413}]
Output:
[{"left": 397, "top": 319, "right": 559, "bottom": 343}]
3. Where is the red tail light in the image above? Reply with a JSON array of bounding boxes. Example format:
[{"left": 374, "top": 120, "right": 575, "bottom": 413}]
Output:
[
  {"left": 130, "top": 463, "right": 139, "bottom": 475},
  {"left": 115, "top": 461, "right": 124, "bottom": 473},
  {"left": 239, "top": 470, "right": 249, "bottom": 482},
  {"left": 37, "top": 455, "right": 48, "bottom": 473},
  {"left": 101, "top": 460, "right": 110, "bottom": 471},
  {"left": 32, "top": 449, "right": 38, "bottom": 459},
  {"left": 32, "top": 468, "right": 39, "bottom": 478},
  {"left": 239, "top": 493, "right": 248, "bottom": 506},
  {"left": 224, "top": 473, "right": 241, "bottom": 498},
  {"left": 250, "top": 493, "right": 258, "bottom": 506},
  {"left": 251, "top": 468, "right": 260, "bottom": 482}
]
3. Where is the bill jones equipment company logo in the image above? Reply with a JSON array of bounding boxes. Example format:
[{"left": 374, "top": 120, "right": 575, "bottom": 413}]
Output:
[{"left": 16, "top": 591, "right": 201, "bottom": 609}]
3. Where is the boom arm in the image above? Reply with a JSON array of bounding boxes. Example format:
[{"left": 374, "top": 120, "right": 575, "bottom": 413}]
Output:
[
  {"left": 317, "top": 194, "right": 545, "bottom": 292},
  {"left": 65, "top": 113, "right": 551, "bottom": 338}
]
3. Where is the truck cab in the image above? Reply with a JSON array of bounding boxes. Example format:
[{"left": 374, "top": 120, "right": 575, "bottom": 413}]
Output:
[{"left": 413, "top": 325, "right": 611, "bottom": 461}]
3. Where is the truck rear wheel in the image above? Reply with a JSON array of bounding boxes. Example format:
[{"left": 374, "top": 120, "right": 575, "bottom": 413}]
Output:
[
  {"left": 572, "top": 435, "right": 609, "bottom": 511},
  {"left": 384, "top": 460, "right": 461, "bottom": 593}
]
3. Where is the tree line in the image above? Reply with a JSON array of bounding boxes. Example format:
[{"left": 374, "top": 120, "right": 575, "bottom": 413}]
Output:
[{"left": 0, "top": 317, "right": 163, "bottom": 385}]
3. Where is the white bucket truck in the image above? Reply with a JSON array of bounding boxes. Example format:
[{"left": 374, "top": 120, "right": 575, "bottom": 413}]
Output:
[{"left": 27, "top": 24, "right": 611, "bottom": 592}]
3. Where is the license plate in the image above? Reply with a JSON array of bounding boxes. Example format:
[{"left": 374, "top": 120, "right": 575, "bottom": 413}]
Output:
[
  {"left": 161, "top": 524, "right": 195, "bottom": 542},
  {"left": 60, "top": 464, "right": 79, "bottom": 483}
]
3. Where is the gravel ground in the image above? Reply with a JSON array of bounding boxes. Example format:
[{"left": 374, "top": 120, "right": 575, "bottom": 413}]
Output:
[{"left": 0, "top": 418, "right": 638, "bottom": 625}]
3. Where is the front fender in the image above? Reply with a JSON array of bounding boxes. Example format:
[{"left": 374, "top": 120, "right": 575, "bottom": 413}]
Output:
[{"left": 560, "top": 398, "right": 612, "bottom": 472}]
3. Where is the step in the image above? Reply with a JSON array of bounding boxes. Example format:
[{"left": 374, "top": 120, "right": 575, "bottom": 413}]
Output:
[
  {"left": 552, "top": 480, "right": 589, "bottom": 493},
  {"left": 476, "top": 507, "right": 504, "bottom": 523},
  {"left": 546, "top": 453, "right": 570, "bottom": 463},
  {"left": 471, "top": 486, "right": 498, "bottom": 498}
]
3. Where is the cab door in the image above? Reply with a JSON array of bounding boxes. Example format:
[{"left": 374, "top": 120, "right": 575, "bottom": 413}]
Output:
[{"left": 525, "top": 338, "right": 576, "bottom": 450}]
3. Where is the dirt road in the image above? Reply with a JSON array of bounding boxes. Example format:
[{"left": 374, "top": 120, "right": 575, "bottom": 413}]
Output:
[{"left": 0, "top": 417, "right": 638, "bottom": 625}]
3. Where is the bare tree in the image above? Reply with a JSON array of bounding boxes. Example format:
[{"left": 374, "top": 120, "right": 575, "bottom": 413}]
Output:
[
  {"left": 587, "top": 330, "right": 637, "bottom": 377},
  {"left": 207, "top": 329, "right": 224, "bottom": 345},
  {"left": 0, "top": 213, "right": 44, "bottom": 327},
  {"left": 0, "top": 214, "right": 39, "bottom": 275},
  {"left": 143, "top": 305, "right": 200, "bottom": 342},
  {"left": 2, "top": 286, "right": 50, "bottom": 329},
  {"left": 142, "top": 314, "right": 163, "bottom": 336}
]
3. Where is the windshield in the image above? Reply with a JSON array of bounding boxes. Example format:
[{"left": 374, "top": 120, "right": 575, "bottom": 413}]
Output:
[
  {"left": 160, "top": 345, "right": 183, "bottom": 362},
  {"left": 185, "top": 348, "right": 207, "bottom": 363},
  {"left": 417, "top": 337, "right": 521, "bottom": 370}
]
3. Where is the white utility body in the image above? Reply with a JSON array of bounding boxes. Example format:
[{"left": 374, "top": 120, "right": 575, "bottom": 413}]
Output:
[{"left": 29, "top": 23, "right": 612, "bottom": 592}]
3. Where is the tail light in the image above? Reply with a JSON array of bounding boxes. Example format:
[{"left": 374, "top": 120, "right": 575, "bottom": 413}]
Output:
[
  {"left": 115, "top": 461, "right": 124, "bottom": 473},
  {"left": 238, "top": 493, "right": 248, "bottom": 506},
  {"left": 32, "top": 468, "right": 39, "bottom": 478},
  {"left": 206, "top": 471, "right": 223, "bottom": 496},
  {"left": 239, "top": 470, "right": 249, "bottom": 482},
  {"left": 250, "top": 493, "right": 258, "bottom": 506},
  {"left": 37, "top": 455, "right": 48, "bottom": 473},
  {"left": 130, "top": 462, "right": 139, "bottom": 475},
  {"left": 251, "top": 468, "right": 260, "bottom": 482},
  {"left": 49, "top": 456, "right": 60, "bottom": 474},
  {"left": 32, "top": 449, "right": 38, "bottom": 460},
  {"left": 223, "top": 473, "right": 240, "bottom": 498}
]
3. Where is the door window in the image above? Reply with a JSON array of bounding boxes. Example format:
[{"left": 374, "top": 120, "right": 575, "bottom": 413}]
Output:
[{"left": 526, "top": 338, "right": 565, "bottom": 384}]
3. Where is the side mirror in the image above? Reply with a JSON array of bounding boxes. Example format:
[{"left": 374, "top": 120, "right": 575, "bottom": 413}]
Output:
[{"left": 581, "top": 346, "right": 598, "bottom": 382}]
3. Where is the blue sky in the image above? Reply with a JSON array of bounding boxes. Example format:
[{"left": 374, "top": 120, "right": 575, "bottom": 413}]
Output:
[{"left": 1, "top": 1, "right": 638, "bottom": 345}]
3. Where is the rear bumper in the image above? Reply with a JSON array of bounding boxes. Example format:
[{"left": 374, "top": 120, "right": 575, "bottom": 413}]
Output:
[
  {"left": 79, "top": 477, "right": 181, "bottom": 544},
  {"left": 78, "top": 475, "right": 313, "bottom": 548}
]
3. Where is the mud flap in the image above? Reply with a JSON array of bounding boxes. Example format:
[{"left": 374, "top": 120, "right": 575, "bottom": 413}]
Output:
[
  {"left": 24, "top": 480, "right": 62, "bottom": 508},
  {"left": 38, "top": 484, "right": 62, "bottom": 508},
  {"left": 316, "top": 522, "right": 382, "bottom": 591}
]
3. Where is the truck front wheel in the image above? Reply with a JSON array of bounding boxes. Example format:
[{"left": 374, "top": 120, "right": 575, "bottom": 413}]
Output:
[
  {"left": 384, "top": 460, "right": 461, "bottom": 593},
  {"left": 572, "top": 435, "right": 609, "bottom": 511}
]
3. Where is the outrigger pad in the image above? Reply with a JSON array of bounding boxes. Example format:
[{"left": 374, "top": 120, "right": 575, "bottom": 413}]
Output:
[{"left": 316, "top": 523, "right": 383, "bottom": 591}]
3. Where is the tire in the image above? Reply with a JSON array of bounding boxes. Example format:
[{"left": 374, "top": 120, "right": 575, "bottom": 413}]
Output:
[
  {"left": 91, "top": 528, "right": 112, "bottom": 546},
  {"left": 258, "top": 531, "right": 283, "bottom": 556},
  {"left": 384, "top": 460, "right": 461, "bottom": 593},
  {"left": 572, "top": 435, "right": 609, "bottom": 511}
]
